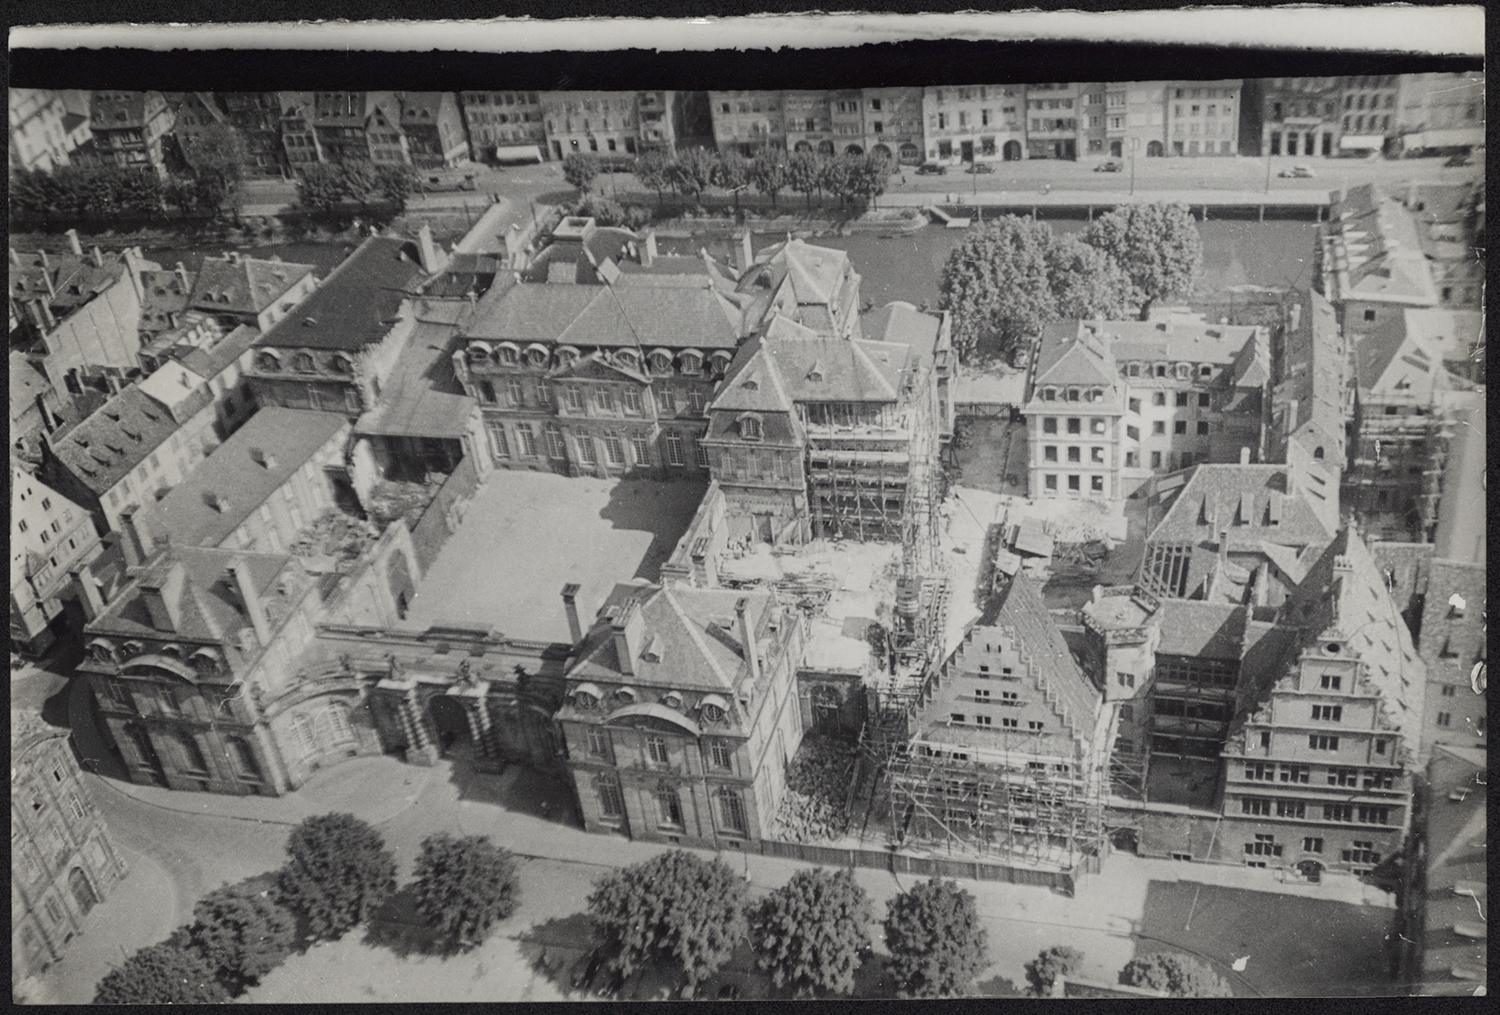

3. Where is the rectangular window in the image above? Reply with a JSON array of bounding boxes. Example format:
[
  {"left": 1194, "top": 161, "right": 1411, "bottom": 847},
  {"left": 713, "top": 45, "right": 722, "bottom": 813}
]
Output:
[
  {"left": 1067, "top": 475, "right": 1080, "bottom": 491},
  {"left": 1309, "top": 735, "right": 1339, "bottom": 752},
  {"left": 1279, "top": 764, "right": 1309, "bottom": 783},
  {"left": 1044, "top": 474, "right": 1057, "bottom": 491},
  {"left": 1001, "top": 690, "right": 1020, "bottom": 705},
  {"left": 1152, "top": 421, "right": 1166, "bottom": 435},
  {"left": 1067, "top": 446, "right": 1081, "bottom": 463},
  {"left": 565, "top": 385, "right": 584, "bottom": 411},
  {"left": 1363, "top": 769, "right": 1395, "bottom": 790},
  {"left": 695, "top": 442, "right": 710, "bottom": 468},
  {"left": 1303, "top": 836, "right": 1324, "bottom": 853},
  {"left": 1436, "top": 712, "right": 1451, "bottom": 727},
  {"left": 1320, "top": 674, "right": 1342, "bottom": 691},
  {"left": 601, "top": 434, "right": 624, "bottom": 466},
  {"left": 1244, "top": 761, "right": 1275, "bottom": 781},
  {"left": 1276, "top": 799, "right": 1306, "bottom": 819},
  {"left": 1066, "top": 417, "right": 1081, "bottom": 435},
  {"left": 1323, "top": 803, "right": 1353, "bottom": 822},
  {"left": 486, "top": 421, "right": 510, "bottom": 459},
  {"left": 1126, "top": 425, "right": 1139, "bottom": 441},
  {"left": 67, "top": 792, "right": 86, "bottom": 820},
  {"left": 1027, "top": 720, "right": 1044, "bottom": 731},
  {"left": 655, "top": 786, "right": 683, "bottom": 827},
  {"left": 1176, "top": 392, "right": 1189, "bottom": 407},
  {"left": 709, "top": 740, "right": 733, "bottom": 771},
  {"left": 1241, "top": 797, "right": 1272, "bottom": 816},
  {"left": 629, "top": 433, "right": 651, "bottom": 466},
  {"left": 664, "top": 432, "right": 685, "bottom": 466},
  {"left": 1174, "top": 420, "right": 1187, "bottom": 435},
  {"left": 1245, "top": 832, "right": 1283, "bottom": 857},
  {"left": 1001, "top": 717, "right": 1018, "bottom": 728},
  {"left": 1356, "top": 805, "right": 1390, "bottom": 825},
  {"left": 575, "top": 434, "right": 597, "bottom": 466},
  {"left": 586, "top": 727, "right": 610, "bottom": 758},
  {"left": 1044, "top": 446, "right": 1058, "bottom": 462},
  {"left": 507, "top": 377, "right": 526, "bottom": 405},
  {"left": 1196, "top": 421, "right": 1209, "bottom": 436},
  {"left": 516, "top": 424, "right": 538, "bottom": 458},
  {"left": 1342, "top": 841, "right": 1381, "bottom": 865},
  {"left": 1151, "top": 451, "right": 1162, "bottom": 468},
  {"left": 545, "top": 426, "right": 566, "bottom": 459},
  {"left": 1042, "top": 417, "right": 1057, "bottom": 434},
  {"left": 1312, "top": 704, "right": 1342, "bottom": 722},
  {"left": 622, "top": 388, "right": 643, "bottom": 414},
  {"left": 1328, "top": 767, "right": 1357, "bottom": 787},
  {"left": 976, "top": 714, "right": 992, "bottom": 726}
]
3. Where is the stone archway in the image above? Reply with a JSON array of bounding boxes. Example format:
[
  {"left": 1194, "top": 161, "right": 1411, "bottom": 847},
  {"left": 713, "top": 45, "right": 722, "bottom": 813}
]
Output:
[
  {"left": 844, "top": 144, "right": 863, "bottom": 156},
  {"left": 427, "top": 694, "right": 472, "bottom": 755},
  {"left": 1296, "top": 859, "right": 1324, "bottom": 883},
  {"left": 898, "top": 141, "right": 921, "bottom": 163},
  {"left": 872, "top": 144, "right": 892, "bottom": 161},
  {"left": 1003, "top": 139, "right": 1023, "bottom": 161},
  {"left": 1146, "top": 140, "right": 1164, "bottom": 157},
  {"left": 68, "top": 867, "right": 98, "bottom": 914},
  {"left": 794, "top": 140, "right": 813, "bottom": 154},
  {"left": 817, "top": 140, "right": 835, "bottom": 156}
]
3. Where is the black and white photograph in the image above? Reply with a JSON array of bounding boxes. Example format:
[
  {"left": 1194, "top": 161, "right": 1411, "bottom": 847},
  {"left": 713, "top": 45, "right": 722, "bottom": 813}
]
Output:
[{"left": 8, "top": 6, "right": 1486, "bottom": 1004}]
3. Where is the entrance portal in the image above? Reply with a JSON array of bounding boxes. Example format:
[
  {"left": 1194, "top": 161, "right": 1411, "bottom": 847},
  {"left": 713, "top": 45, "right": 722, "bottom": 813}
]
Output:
[
  {"left": 68, "top": 867, "right": 97, "bottom": 914},
  {"left": 426, "top": 695, "right": 471, "bottom": 755}
]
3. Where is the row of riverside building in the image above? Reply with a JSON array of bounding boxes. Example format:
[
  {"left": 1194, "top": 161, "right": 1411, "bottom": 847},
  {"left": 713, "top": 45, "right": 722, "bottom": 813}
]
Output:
[
  {"left": 10, "top": 74, "right": 1484, "bottom": 180},
  {"left": 11, "top": 203, "right": 1482, "bottom": 992}
]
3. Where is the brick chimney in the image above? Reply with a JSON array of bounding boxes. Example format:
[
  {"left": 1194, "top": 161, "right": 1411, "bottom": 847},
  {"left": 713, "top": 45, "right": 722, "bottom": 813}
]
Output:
[
  {"left": 561, "top": 583, "right": 583, "bottom": 645},
  {"left": 119, "top": 508, "right": 154, "bottom": 567},
  {"left": 735, "top": 229, "right": 754, "bottom": 272},
  {"left": 611, "top": 599, "right": 645, "bottom": 676},
  {"left": 72, "top": 567, "right": 106, "bottom": 621},
  {"left": 139, "top": 561, "right": 187, "bottom": 632},
  {"left": 90, "top": 245, "right": 106, "bottom": 268},
  {"left": 416, "top": 223, "right": 444, "bottom": 275},
  {"left": 735, "top": 596, "right": 760, "bottom": 685},
  {"left": 65, "top": 228, "right": 83, "bottom": 256},
  {"left": 175, "top": 261, "right": 190, "bottom": 291},
  {"left": 1240, "top": 445, "right": 1251, "bottom": 465},
  {"left": 227, "top": 558, "right": 272, "bottom": 646}
]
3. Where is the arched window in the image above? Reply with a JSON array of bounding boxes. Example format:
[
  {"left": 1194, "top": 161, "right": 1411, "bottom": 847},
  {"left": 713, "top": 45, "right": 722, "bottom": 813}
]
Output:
[
  {"left": 313, "top": 702, "right": 356, "bottom": 747},
  {"left": 1175, "top": 363, "right": 1191, "bottom": 380},
  {"left": 660, "top": 691, "right": 683, "bottom": 710},
  {"left": 525, "top": 345, "right": 549, "bottom": 368},
  {"left": 709, "top": 352, "right": 732, "bottom": 377},
  {"left": 293, "top": 352, "right": 315, "bottom": 373},
  {"left": 700, "top": 701, "right": 725, "bottom": 723},
  {"left": 255, "top": 350, "right": 281, "bottom": 372},
  {"left": 288, "top": 712, "right": 316, "bottom": 760},
  {"left": 648, "top": 350, "right": 673, "bottom": 375},
  {"left": 615, "top": 349, "right": 639, "bottom": 371},
  {"left": 467, "top": 343, "right": 491, "bottom": 365},
  {"left": 679, "top": 351, "right": 702, "bottom": 375},
  {"left": 1313, "top": 446, "right": 1325, "bottom": 460},
  {"left": 329, "top": 354, "right": 353, "bottom": 374},
  {"left": 556, "top": 346, "right": 581, "bottom": 369},
  {"left": 497, "top": 345, "right": 520, "bottom": 366},
  {"left": 740, "top": 415, "right": 763, "bottom": 440}
]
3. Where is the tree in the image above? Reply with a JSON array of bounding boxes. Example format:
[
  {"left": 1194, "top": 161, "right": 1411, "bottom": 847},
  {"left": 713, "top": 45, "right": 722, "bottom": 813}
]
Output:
[
  {"left": 882, "top": 877, "right": 989, "bottom": 998},
  {"left": 749, "top": 149, "right": 790, "bottom": 210},
  {"left": 845, "top": 152, "right": 895, "bottom": 210},
  {"left": 411, "top": 833, "right": 521, "bottom": 953},
  {"left": 1045, "top": 233, "right": 1133, "bottom": 321},
  {"left": 710, "top": 149, "right": 751, "bottom": 218},
  {"left": 1119, "top": 952, "right": 1233, "bottom": 998},
  {"left": 1081, "top": 201, "right": 1204, "bottom": 319},
  {"left": 633, "top": 150, "right": 674, "bottom": 211},
  {"left": 668, "top": 146, "right": 717, "bottom": 208},
  {"left": 786, "top": 150, "right": 823, "bottom": 210},
  {"left": 586, "top": 849, "right": 748, "bottom": 996},
  {"left": 1024, "top": 945, "right": 1084, "bottom": 997},
  {"left": 94, "top": 941, "right": 230, "bottom": 1004},
  {"left": 562, "top": 153, "right": 600, "bottom": 196},
  {"left": 751, "top": 867, "right": 872, "bottom": 997},
  {"left": 9, "top": 168, "right": 65, "bottom": 223},
  {"left": 372, "top": 164, "right": 418, "bottom": 212},
  {"left": 819, "top": 154, "right": 855, "bottom": 208},
  {"left": 296, "top": 163, "right": 358, "bottom": 215},
  {"left": 937, "top": 215, "right": 1060, "bottom": 364},
  {"left": 277, "top": 813, "right": 397, "bottom": 941},
  {"left": 177, "top": 121, "right": 252, "bottom": 209},
  {"left": 187, "top": 879, "right": 297, "bottom": 991}
]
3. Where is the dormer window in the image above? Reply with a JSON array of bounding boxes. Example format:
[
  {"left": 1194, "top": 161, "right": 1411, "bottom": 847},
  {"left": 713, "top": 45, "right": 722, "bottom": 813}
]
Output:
[
  {"left": 497, "top": 345, "right": 520, "bottom": 366},
  {"left": 574, "top": 690, "right": 597, "bottom": 709},
  {"left": 1042, "top": 387, "right": 1057, "bottom": 401},
  {"left": 1089, "top": 387, "right": 1104, "bottom": 402},
  {"left": 613, "top": 687, "right": 636, "bottom": 705},
  {"left": 660, "top": 691, "right": 683, "bottom": 710},
  {"left": 615, "top": 349, "right": 639, "bottom": 371},
  {"left": 680, "top": 351, "right": 702, "bottom": 375},
  {"left": 709, "top": 352, "right": 731, "bottom": 377},
  {"left": 739, "top": 415, "right": 763, "bottom": 441},
  {"left": 1066, "top": 387, "right": 1081, "bottom": 402},
  {"left": 255, "top": 350, "right": 281, "bottom": 372},
  {"left": 329, "top": 354, "right": 353, "bottom": 374},
  {"left": 556, "top": 346, "right": 580, "bottom": 369},
  {"left": 648, "top": 350, "right": 673, "bottom": 375},
  {"left": 467, "top": 344, "right": 491, "bottom": 365},
  {"left": 526, "top": 345, "right": 550, "bottom": 368},
  {"left": 1175, "top": 363, "right": 1191, "bottom": 379},
  {"left": 293, "top": 352, "right": 315, "bottom": 373},
  {"left": 701, "top": 701, "right": 725, "bottom": 723},
  {"left": 1126, "top": 363, "right": 1141, "bottom": 377}
]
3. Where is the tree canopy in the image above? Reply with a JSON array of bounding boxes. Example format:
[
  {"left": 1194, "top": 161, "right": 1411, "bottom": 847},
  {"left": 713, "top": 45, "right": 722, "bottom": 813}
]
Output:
[
  {"left": 1024, "top": 945, "right": 1084, "bottom": 997},
  {"left": 177, "top": 121, "right": 252, "bottom": 210},
  {"left": 277, "top": 813, "right": 397, "bottom": 941},
  {"left": 186, "top": 879, "right": 297, "bottom": 991},
  {"left": 668, "top": 147, "right": 717, "bottom": 205},
  {"left": 633, "top": 150, "right": 673, "bottom": 209},
  {"left": 411, "top": 832, "right": 521, "bottom": 953},
  {"left": 1046, "top": 233, "right": 1133, "bottom": 322},
  {"left": 882, "top": 877, "right": 989, "bottom": 998},
  {"left": 786, "top": 151, "right": 825, "bottom": 209},
  {"left": 1119, "top": 952, "right": 1233, "bottom": 997},
  {"left": 93, "top": 941, "right": 230, "bottom": 1005},
  {"left": 749, "top": 150, "right": 791, "bottom": 209},
  {"left": 586, "top": 849, "right": 748, "bottom": 996},
  {"left": 562, "top": 153, "right": 600, "bottom": 195},
  {"left": 1081, "top": 202, "right": 1204, "bottom": 319},
  {"left": 751, "top": 867, "right": 872, "bottom": 997},
  {"left": 938, "top": 215, "right": 1060, "bottom": 364}
]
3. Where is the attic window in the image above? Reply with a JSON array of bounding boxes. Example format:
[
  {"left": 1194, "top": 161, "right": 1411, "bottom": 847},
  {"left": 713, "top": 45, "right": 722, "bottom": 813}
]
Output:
[
  {"left": 1313, "top": 446, "right": 1325, "bottom": 460},
  {"left": 660, "top": 691, "right": 682, "bottom": 710},
  {"left": 739, "top": 415, "right": 763, "bottom": 441},
  {"left": 741, "top": 378, "right": 759, "bottom": 391}
]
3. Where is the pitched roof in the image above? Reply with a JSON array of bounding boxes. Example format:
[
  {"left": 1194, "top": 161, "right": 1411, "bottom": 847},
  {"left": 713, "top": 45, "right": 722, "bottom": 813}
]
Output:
[
  {"left": 163, "top": 323, "right": 262, "bottom": 382},
  {"left": 139, "top": 408, "right": 349, "bottom": 548},
  {"left": 1432, "top": 393, "right": 1485, "bottom": 565},
  {"left": 1030, "top": 320, "right": 1119, "bottom": 391},
  {"left": 740, "top": 238, "right": 848, "bottom": 307},
  {"left": 9, "top": 351, "right": 53, "bottom": 424},
  {"left": 863, "top": 301, "right": 943, "bottom": 364},
  {"left": 355, "top": 320, "right": 477, "bottom": 439},
  {"left": 568, "top": 582, "right": 775, "bottom": 694},
  {"left": 461, "top": 279, "right": 742, "bottom": 350},
  {"left": 1155, "top": 600, "right": 1248, "bottom": 659},
  {"left": 255, "top": 236, "right": 426, "bottom": 351},
  {"left": 47, "top": 382, "right": 212, "bottom": 496},
  {"left": 1097, "top": 318, "right": 1261, "bottom": 366},
  {"left": 1272, "top": 287, "right": 1347, "bottom": 464},
  {"left": 189, "top": 254, "right": 315, "bottom": 317},
  {"left": 762, "top": 332, "right": 904, "bottom": 404},
  {"left": 1325, "top": 184, "right": 1439, "bottom": 306},
  {"left": 1353, "top": 310, "right": 1441, "bottom": 401}
]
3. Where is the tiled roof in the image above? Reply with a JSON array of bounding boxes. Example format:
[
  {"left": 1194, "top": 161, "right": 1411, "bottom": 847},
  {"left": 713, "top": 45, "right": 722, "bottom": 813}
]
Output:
[
  {"left": 1030, "top": 321, "right": 1118, "bottom": 389},
  {"left": 863, "top": 301, "right": 943, "bottom": 364},
  {"left": 165, "top": 324, "right": 262, "bottom": 382},
  {"left": 9, "top": 251, "right": 130, "bottom": 314},
  {"left": 1155, "top": 600, "right": 1247, "bottom": 659},
  {"left": 399, "top": 91, "right": 449, "bottom": 122},
  {"left": 1432, "top": 393, "right": 1485, "bottom": 565},
  {"left": 189, "top": 255, "right": 315, "bottom": 317},
  {"left": 1415, "top": 745, "right": 1488, "bottom": 995},
  {"left": 1326, "top": 184, "right": 1439, "bottom": 306},
  {"left": 1098, "top": 319, "right": 1260, "bottom": 365},
  {"left": 255, "top": 236, "right": 426, "bottom": 351},
  {"left": 1353, "top": 311, "right": 1441, "bottom": 401},
  {"left": 740, "top": 238, "right": 848, "bottom": 307},
  {"left": 47, "top": 383, "right": 212, "bottom": 496},
  {"left": 140, "top": 408, "right": 349, "bottom": 548},
  {"left": 763, "top": 332, "right": 904, "bottom": 404},
  {"left": 705, "top": 335, "right": 803, "bottom": 445},
  {"left": 461, "top": 280, "right": 741, "bottom": 350},
  {"left": 9, "top": 351, "right": 52, "bottom": 424},
  {"left": 569, "top": 582, "right": 775, "bottom": 694},
  {"left": 1272, "top": 287, "right": 1346, "bottom": 464},
  {"left": 1416, "top": 559, "right": 1486, "bottom": 686},
  {"left": 464, "top": 284, "right": 597, "bottom": 343},
  {"left": 138, "top": 267, "right": 194, "bottom": 319}
]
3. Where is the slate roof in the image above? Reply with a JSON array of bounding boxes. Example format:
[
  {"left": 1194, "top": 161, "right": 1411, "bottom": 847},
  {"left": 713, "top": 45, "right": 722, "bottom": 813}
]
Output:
[
  {"left": 703, "top": 334, "right": 804, "bottom": 445},
  {"left": 9, "top": 251, "right": 130, "bottom": 315},
  {"left": 1273, "top": 287, "right": 1346, "bottom": 464},
  {"left": 47, "top": 382, "right": 213, "bottom": 496},
  {"left": 462, "top": 279, "right": 742, "bottom": 350},
  {"left": 765, "top": 333, "right": 905, "bottom": 404},
  {"left": 164, "top": 324, "right": 262, "bottom": 382},
  {"left": 424, "top": 252, "right": 506, "bottom": 299},
  {"left": 738, "top": 238, "right": 848, "bottom": 307},
  {"left": 138, "top": 267, "right": 195, "bottom": 323},
  {"left": 568, "top": 582, "right": 776, "bottom": 695},
  {"left": 255, "top": 236, "right": 426, "bottom": 351},
  {"left": 189, "top": 255, "right": 315, "bottom": 318},
  {"left": 86, "top": 546, "right": 300, "bottom": 645},
  {"left": 1325, "top": 184, "right": 1439, "bottom": 306},
  {"left": 1099, "top": 319, "right": 1260, "bottom": 366},
  {"left": 1431, "top": 393, "right": 1485, "bottom": 565},
  {"left": 1029, "top": 320, "right": 1119, "bottom": 390},
  {"left": 863, "top": 301, "right": 943, "bottom": 364},
  {"left": 355, "top": 319, "right": 477, "bottom": 439},
  {"left": 1353, "top": 310, "right": 1441, "bottom": 401},
  {"left": 9, "top": 352, "right": 53, "bottom": 424},
  {"left": 140, "top": 408, "right": 348, "bottom": 548}
]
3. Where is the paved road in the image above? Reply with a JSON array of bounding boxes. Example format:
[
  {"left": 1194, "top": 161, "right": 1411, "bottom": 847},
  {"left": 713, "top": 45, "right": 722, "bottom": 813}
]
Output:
[{"left": 237, "top": 162, "right": 574, "bottom": 220}]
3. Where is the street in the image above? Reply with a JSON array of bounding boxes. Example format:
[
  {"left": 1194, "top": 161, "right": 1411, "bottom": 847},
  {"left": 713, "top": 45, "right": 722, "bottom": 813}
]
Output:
[{"left": 237, "top": 160, "right": 573, "bottom": 220}]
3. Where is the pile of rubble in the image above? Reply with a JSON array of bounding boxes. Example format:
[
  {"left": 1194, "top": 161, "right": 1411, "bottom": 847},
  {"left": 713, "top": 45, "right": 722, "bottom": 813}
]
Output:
[
  {"left": 289, "top": 509, "right": 380, "bottom": 565},
  {"left": 770, "top": 734, "right": 858, "bottom": 843}
]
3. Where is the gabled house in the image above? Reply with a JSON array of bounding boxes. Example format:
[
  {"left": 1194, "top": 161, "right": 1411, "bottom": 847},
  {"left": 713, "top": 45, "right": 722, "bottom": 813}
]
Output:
[
  {"left": 1321, "top": 183, "right": 1440, "bottom": 337},
  {"left": 399, "top": 92, "right": 469, "bottom": 169},
  {"left": 78, "top": 90, "right": 175, "bottom": 178},
  {"left": 11, "top": 465, "right": 105, "bottom": 655},
  {"left": 165, "top": 91, "right": 227, "bottom": 170},
  {"left": 278, "top": 91, "right": 322, "bottom": 171},
  {"left": 1414, "top": 559, "right": 1486, "bottom": 755},
  {"left": 555, "top": 581, "right": 808, "bottom": 846},
  {"left": 1270, "top": 286, "right": 1349, "bottom": 475},
  {"left": 1021, "top": 321, "right": 1126, "bottom": 502},
  {"left": 218, "top": 92, "right": 289, "bottom": 178},
  {"left": 188, "top": 253, "right": 318, "bottom": 333}
]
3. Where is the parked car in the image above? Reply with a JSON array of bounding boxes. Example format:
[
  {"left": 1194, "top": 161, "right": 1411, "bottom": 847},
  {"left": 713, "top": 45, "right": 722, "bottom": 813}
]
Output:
[
  {"left": 1278, "top": 165, "right": 1316, "bottom": 178},
  {"left": 1095, "top": 160, "right": 1123, "bottom": 173},
  {"left": 965, "top": 162, "right": 995, "bottom": 174},
  {"left": 916, "top": 163, "right": 947, "bottom": 176}
]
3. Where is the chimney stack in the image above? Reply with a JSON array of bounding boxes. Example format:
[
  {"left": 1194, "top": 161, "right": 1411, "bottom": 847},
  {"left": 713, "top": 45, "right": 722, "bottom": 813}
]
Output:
[
  {"left": 139, "top": 561, "right": 187, "bottom": 632},
  {"left": 38, "top": 249, "right": 49, "bottom": 269},
  {"left": 228, "top": 559, "right": 272, "bottom": 646},
  {"left": 9, "top": 248, "right": 20, "bottom": 267},
  {"left": 561, "top": 583, "right": 583, "bottom": 645},
  {"left": 641, "top": 230, "right": 658, "bottom": 268},
  {"left": 251, "top": 448, "right": 277, "bottom": 470},
  {"left": 610, "top": 601, "right": 637, "bottom": 676},
  {"left": 1240, "top": 445, "right": 1251, "bottom": 465},
  {"left": 735, "top": 596, "right": 761, "bottom": 686},
  {"left": 416, "top": 223, "right": 443, "bottom": 275},
  {"left": 72, "top": 567, "right": 106, "bottom": 621},
  {"left": 119, "top": 509, "right": 155, "bottom": 567},
  {"left": 735, "top": 230, "right": 754, "bottom": 272},
  {"left": 65, "top": 229, "right": 83, "bottom": 256},
  {"left": 175, "top": 261, "right": 190, "bottom": 291},
  {"left": 90, "top": 245, "right": 105, "bottom": 268}
]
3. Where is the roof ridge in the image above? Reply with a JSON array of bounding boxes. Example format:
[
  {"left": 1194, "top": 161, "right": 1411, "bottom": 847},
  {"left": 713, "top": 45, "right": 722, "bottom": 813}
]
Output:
[{"left": 662, "top": 587, "right": 734, "bottom": 687}]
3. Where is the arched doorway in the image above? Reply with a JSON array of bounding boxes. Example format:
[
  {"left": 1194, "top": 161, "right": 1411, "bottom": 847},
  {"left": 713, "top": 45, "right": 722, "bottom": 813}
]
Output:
[
  {"left": 1146, "top": 140, "right": 1164, "bottom": 157},
  {"left": 794, "top": 140, "right": 812, "bottom": 154},
  {"left": 427, "top": 695, "right": 471, "bottom": 755},
  {"left": 872, "top": 144, "right": 892, "bottom": 161},
  {"left": 844, "top": 144, "right": 863, "bottom": 156},
  {"left": 816, "top": 140, "right": 835, "bottom": 156},
  {"left": 1002, "top": 139, "right": 1022, "bottom": 161},
  {"left": 1296, "top": 859, "right": 1324, "bottom": 883},
  {"left": 898, "top": 141, "right": 920, "bottom": 163},
  {"left": 68, "top": 867, "right": 98, "bottom": 914},
  {"left": 1110, "top": 140, "right": 1123, "bottom": 158}
]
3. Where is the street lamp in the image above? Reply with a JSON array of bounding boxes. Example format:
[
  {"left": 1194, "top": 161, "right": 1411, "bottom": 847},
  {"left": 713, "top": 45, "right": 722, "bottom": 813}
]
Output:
[{"left": 1130, "top": 136, "right": 1140, "bottom": 196}]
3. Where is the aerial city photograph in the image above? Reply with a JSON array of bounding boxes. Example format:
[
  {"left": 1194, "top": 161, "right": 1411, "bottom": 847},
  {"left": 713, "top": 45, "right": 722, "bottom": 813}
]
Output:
[{"left": 8, "top": 9, "right": 1487, "bottom": 1004}]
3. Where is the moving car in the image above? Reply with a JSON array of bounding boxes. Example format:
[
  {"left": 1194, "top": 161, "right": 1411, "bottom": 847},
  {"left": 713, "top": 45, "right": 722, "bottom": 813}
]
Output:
[
  {"left": 1095, "top": 160, "right": 1123, "bottom": 172},
  {"left": 1278, "top": 165, "right": 1316, "bottom": 178},
  {"left": 916, "top": 163, "right": 948, "bottom": 176},
  {"left": 965, "top": 162, "right": 995, "bottom": 174}
]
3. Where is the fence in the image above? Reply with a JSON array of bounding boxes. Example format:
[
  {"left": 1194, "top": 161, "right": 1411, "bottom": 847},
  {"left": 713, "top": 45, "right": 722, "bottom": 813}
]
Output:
[
  {"left": 408, "top": 455, "right": 481, "bottom": 572},
  {"left": 726, "top": 836, "right": 1083, "bottom": 895}
]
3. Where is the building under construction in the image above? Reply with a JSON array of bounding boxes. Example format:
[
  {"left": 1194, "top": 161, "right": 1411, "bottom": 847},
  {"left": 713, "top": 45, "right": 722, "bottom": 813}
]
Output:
[{"left": 871, "top": 571, "right": 1114, "bottom": 871}]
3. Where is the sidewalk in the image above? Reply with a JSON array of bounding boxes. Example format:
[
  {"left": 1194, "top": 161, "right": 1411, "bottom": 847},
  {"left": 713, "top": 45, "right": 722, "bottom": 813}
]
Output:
[{"left": 877, "top": 188, "right": 1329, "bottom": 211}]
